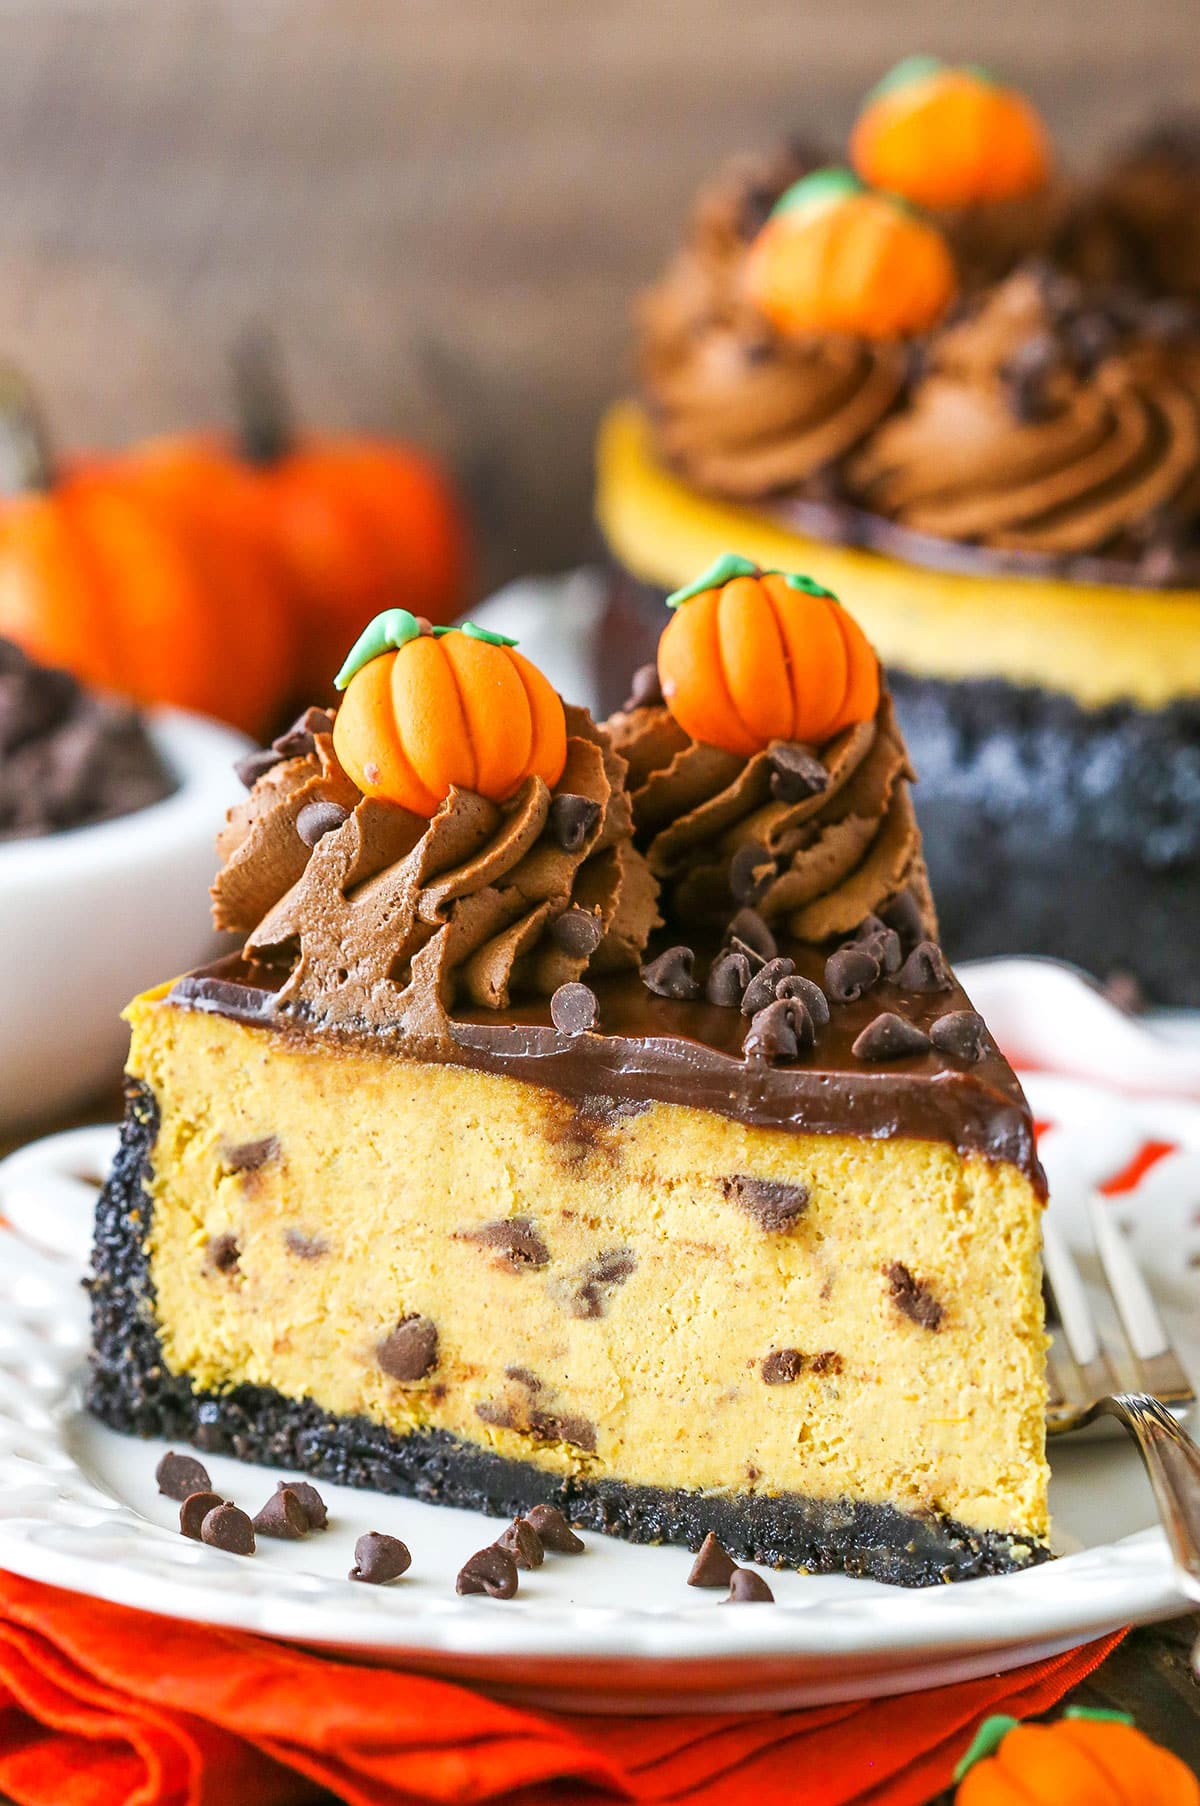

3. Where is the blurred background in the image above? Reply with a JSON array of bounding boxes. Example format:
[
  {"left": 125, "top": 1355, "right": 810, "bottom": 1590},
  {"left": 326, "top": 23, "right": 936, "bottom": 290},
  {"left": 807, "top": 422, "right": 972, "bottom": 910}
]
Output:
[{"left": 0, "top": 0, "right": 1197, "bottom": 598}]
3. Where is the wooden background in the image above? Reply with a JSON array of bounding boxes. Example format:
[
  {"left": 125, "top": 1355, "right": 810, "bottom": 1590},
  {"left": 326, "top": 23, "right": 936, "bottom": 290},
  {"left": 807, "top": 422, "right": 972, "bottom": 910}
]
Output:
[{"left": 0, "top": 1, "right": 1198, "bottom": 594}]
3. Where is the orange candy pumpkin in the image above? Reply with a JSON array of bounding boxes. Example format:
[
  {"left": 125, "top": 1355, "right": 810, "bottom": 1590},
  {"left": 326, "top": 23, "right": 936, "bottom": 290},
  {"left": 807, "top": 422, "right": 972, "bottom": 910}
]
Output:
[
  {"left": 851, "top": 57, "right": 1052, "bottom": 210},
  {"left": 657, "top": 553, "right": 879, "bottom": 758},
  {"left": 744, "top": 169, "right": 957, "bottom": 340},
  {"left": 955, "top": 1709, "right": 1199, "bottom": 1806},
  {"left": 332, "top": 610, "right": 566, "bottom": 816}
]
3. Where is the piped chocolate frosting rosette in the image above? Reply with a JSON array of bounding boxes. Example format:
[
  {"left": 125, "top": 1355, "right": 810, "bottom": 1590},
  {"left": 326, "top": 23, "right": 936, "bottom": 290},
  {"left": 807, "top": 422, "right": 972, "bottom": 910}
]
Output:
[{"left": 212, "top": 610, "right": 659, "bottom": 1042}]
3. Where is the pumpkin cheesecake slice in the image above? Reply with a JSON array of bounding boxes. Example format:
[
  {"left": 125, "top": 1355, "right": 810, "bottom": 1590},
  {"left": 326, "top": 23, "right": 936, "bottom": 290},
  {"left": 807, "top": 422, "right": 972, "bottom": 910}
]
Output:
[{"left": 89, "top": 579, "right": 1050, "bottom": 1586}]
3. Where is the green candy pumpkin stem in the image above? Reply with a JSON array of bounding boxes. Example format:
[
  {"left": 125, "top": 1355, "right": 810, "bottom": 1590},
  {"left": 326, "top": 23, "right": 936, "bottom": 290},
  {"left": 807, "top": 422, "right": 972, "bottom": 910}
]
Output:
[
  {"left": 665, "top": 551, "right": 837, "bottom": 610},
  {"left": 335, "top": 610, "right": 519, "bottom": 691},
  {"left": 0, "top": 366, "right": 55, "bottom": 497},
  {"left": 953, "top": 1707, "right": 1137, "bottom": 1783},
  {"left": 230, "top": 323, "right": 297, "bottom": 467}
]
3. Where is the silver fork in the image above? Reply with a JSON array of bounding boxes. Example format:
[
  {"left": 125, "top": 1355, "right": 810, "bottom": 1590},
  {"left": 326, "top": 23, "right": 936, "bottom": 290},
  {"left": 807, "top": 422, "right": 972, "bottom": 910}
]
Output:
[{"left": 1043, "top": 1191, "right": 1200, "bottom": 1621}]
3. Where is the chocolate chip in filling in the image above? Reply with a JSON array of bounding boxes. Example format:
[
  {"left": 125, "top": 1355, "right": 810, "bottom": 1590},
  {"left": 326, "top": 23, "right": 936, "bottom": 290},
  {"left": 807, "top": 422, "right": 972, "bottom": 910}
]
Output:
[
  {"left": 377, "top": 1314, "right": 440, "bottom": 1382},
  {"left": 761, "top": 1348, "right": 805, "bottom": 1385},
  {"left": 463, "top": 1217, "right": 550, "bottom": 1271},
  {"left": 721, "top": 1174, "right": 810, "bottom": 1232},
  {"left": 886, "top": 1261, "right": 944, "bottom": 1331}
]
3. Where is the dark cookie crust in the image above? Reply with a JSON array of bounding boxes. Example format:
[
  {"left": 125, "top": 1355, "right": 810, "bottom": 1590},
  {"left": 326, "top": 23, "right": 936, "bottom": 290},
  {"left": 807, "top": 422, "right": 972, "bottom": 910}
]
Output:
[{"left": 88, "top": 1081, "right": 1049, "bottom": 1589}]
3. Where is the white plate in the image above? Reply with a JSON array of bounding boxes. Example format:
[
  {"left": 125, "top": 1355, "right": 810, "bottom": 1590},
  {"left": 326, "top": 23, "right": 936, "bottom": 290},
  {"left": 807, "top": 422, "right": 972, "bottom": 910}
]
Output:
[{"left": 0, "top": 966, "right": 1197, "bottom": 1714}]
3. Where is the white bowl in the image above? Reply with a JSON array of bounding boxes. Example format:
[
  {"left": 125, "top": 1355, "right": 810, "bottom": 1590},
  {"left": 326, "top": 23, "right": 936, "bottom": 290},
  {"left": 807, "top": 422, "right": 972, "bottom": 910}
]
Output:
[{"left": 0, "top": 708, "right": 250, "bottom": 1133}]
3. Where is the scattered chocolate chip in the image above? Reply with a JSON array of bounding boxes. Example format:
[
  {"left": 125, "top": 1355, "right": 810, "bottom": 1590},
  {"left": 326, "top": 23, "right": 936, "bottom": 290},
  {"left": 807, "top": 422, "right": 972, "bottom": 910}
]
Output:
[
  {"left": 729, "top": 840, "right": 775, "bottom": 905},
  {"left": 881, "top": 890, "right": 926, "bottom": 955},
  {"left": 761, "top": 1348, "right": 804, "bottom": 1385},
  {"left": 895, "top": 940, "right": 953, "bottom": 993},
  {"left": 378, "top": 1315, "right": 439, "bottom": 1382},
  {"left": 156, "top": 1451, "right": 213, "bottom": 1501},
  {"left": 774, "top": 972, "right": 830, "bottom": 1027},
  {"left": 283, "top": 1228, "right": 327, "bottom": 1260},
  {"left": 528, "top": 1409, "right": 598, "bottom": 1454},
  {"left": 496, "top": 1518, "right": 544, "bottom": 1570},
  {"left": 351, "top": 1531, "right": 412, "bottom": 1584},
  {"left": 253, "top": 1487, "right": 309, "bottom": 1540},
  {"left": 726, "top": 908, "right": 777, "bottom": 963},
  {"left": 886, "top": 1261, "right": 944, "bottom": 1331},
  {"left": 721, "top": 1174, "right": 810, "bottom": 1232},
  {"left": 296, "top": 800, "right": 350, "bottom": 847},
  {"left": 824, "top": 944, "right": 880, "bottom": 1004},
  {"left": 475, "top": 1400, "right": 516, "bottom": 1430},
  {"left": 222, "top": 1135, "right": 279, "bottom": 1173},
  {"left": 706, "top": 949, "right": 752, "bottom": 1007},
  {"left": 767, "top": 740, "right": 829, "bottom": 802},
  {"left": 279, "top": 1480, "right": 328, "bottom": 1530},
  {"left": 205, "top": 1233, "right": 241, "bottom": 1275},
  {"left": 740, "top": 956, "right": 796, "bottom": 1016},
  {"left": 551, "top": 907, "right": 603, "bottom": 958},
  {"left": 200, "top": 1502, "right": 256, "bottom": 1556},
  {"left": 688, "top": 1532, "right": 737, "bottom": 1589},
  {"left": 854, "top": 916, "right": 902, "bottom": 975},
  {"left": 929, "top": 1010, "right": 989, "bottom": 1063},
  {"left": 551, "top": 981, "right": 598, "bottom": 1035},
  {"left": 726, "top": 1567, "right": 774, "bottom": 1603},
  {"left": 641, "top": 945, "right": 701, "bottom": 1000},
  {"left": 179, "top": 1490, "right": 224, "bottom": 1541},
  {"left": 559, "top": 1247, "right": 637, "bottom": 1319},
  {"left": 809, "top": 1350, "right": 844, "bottom": 1376},
  {"left": 1003, "top": 331, "right": 1060, "bottom": 421},
  {"left": 743, "top": 998, "right": 802, "bottom": 1063},
  {"left": 504, "top": 1366, "right": 543, "bottom": 1393},
  {"left": 234, "top": 747, "right": 282, "bottom": 790},
  {"left": 465, "top": 1217, "right": 550, "bottom": 1270},
  {"left": 526, "top": 1504, "right": 585, "bottom": 1553},
  {"left": 621, "top": 663, "right": 664, "bottom": 712},
  {"left": 549, "top": 793, "right": 601, "bottom": 853},
  {"left": 456, "top": 1544, "right": 519, "bottom": 1599},
  {"left": 272, "top": 707, "right": 334, "bottom": 760},
  {"left": 852, "top": 1012, "right": 932, "bottom": 1062}
]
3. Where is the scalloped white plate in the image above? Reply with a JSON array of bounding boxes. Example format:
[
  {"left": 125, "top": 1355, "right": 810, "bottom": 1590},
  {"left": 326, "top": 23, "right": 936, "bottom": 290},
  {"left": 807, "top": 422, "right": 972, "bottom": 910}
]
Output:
[{"left": 0, "top": 963, "right": 1197, "bottom": 1713}]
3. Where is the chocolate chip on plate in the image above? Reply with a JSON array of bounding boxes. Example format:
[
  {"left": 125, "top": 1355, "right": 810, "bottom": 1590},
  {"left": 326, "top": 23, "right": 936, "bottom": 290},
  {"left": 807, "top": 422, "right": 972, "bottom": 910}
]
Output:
[
  {"left": 824, "top": 944, "right": 880, "bottom": 1004},
  {"left": 642, "top": 945, "right": 701, "bottom": 1000},
  {"left": 351, "top": 1531, "right": 412, "bottom": 1584},
  {"left": 726, "top": 1567, "right": 775, "bottom": 1603},
  {"left": 253, "top": 1487, "right": 310, "bottom": 1540},
  {"left": 456, "top": 1544, "right": 519, "bottom": 1599},
  {"left": 526, "top": 1504, "right": 585, "bottom": 1553},
  {"left": 767, "top": 740, "right": 829, "bottom": 803},
  {"left": 551, "top": 981, "right": 599, "bottom": 1035},
  {"left": 740, "top": 956, "right": 795, "bottom": 1017},
  {"left": 296, "top": 800, "right": 349, "bottom": 847},
  {"left": 278, "top": 1479, "right": 328, "bottom": 1531},
  {"left": 549, "top": 792, "right": 602, "bottom": 853},
  {"left": 929, "top": 1010, "right": 989, "bottom": 1062},
  {"left": 726, "top": 907, "right": 777, "bottom": 963},
  {"left": 706, "top": 949, "right": 752, "bottom": 1008},
  {"left": 179, "top": 1490, "right": 224, "bottom": 1541},
  {"left": 551, "top": 907, "right": 603, "bottom": 958},
  {"left": 495, "top": 1517, "right": 545, "bottom": 1570},
  {"left": 200, "top": 1502, "right": 256, "bottom": 1556},
  {"left": 895, "top": 940, "right": 953, "bottom": 994},
  {"left": 852, "top": 1012, "right": 932, "bottom": 1062},
  {"left": 688, "top": 1532, "right": 737, "bottom": 1589},
  {"left": 156, "top": 1451, "right": 213, "bottom": 1501},
  {"left": 621, "top": 663, "right": 664, "bottom": 712}
]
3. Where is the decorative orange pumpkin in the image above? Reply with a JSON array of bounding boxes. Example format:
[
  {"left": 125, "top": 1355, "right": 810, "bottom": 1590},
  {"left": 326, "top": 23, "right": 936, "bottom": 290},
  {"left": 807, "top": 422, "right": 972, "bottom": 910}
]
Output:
[
  {"left": 851, "top": 57, "right": 1052, "bottom": 210},
  {"left": 955, "top": 1709, "right": 1200, "bottom": 1805},
  {"left": 332, "top": 610, "right": 566, "bottom": 816},
  {"left": 744, "top": 169, "right": 957, "bottom": 340},
  {"left": 657, "top": 552, "right": 879, "bottom": 758},
  {"left": 0, "top": 371, "right": 291, "bottom": 735}
]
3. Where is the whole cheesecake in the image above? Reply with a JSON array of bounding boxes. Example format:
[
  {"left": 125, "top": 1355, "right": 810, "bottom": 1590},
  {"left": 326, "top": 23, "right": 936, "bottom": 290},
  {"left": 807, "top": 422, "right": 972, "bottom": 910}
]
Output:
[
  {"left": 595, "top": 67, "right": 1200, "bottom": 1004},
  {"left": 89, "top": 571, "right": 1050, "bottom": 1586}
]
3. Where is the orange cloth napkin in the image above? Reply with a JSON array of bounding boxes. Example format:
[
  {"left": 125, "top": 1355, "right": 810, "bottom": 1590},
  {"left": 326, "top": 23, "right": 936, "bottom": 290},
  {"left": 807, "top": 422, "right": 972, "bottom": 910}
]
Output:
[{"left": 0, "top": 1572, "right": 1121, "bottom": 1806}]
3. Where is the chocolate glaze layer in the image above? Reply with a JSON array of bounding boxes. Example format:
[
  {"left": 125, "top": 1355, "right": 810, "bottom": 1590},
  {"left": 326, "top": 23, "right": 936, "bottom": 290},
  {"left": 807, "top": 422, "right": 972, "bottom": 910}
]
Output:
[{"left": 169, "top": 946, "right": 1045, "bottom": 1192}]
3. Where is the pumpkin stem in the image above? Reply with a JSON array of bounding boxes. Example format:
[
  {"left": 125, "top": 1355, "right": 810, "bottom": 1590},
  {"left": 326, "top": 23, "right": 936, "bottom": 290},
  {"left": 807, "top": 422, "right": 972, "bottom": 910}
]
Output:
[
  {"left": 231, "top": 324, "right": 297, "bottom": 466},
  {"left": 0, "top": 366, "right": 55, "bottom": 495}
]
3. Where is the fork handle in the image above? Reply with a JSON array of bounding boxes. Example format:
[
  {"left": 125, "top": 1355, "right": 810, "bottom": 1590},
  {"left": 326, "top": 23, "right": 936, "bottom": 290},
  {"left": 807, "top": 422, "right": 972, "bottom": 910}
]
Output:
[{"left": 1097, "top": 1393, "right": 1200, "bottom": 1602}]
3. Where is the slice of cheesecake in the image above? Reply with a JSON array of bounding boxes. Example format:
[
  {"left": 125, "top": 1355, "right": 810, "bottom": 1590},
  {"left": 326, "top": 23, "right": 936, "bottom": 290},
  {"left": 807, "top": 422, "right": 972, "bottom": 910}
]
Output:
[{"left": 89, "top": 588, "right": 1049, "bottom": 1586}]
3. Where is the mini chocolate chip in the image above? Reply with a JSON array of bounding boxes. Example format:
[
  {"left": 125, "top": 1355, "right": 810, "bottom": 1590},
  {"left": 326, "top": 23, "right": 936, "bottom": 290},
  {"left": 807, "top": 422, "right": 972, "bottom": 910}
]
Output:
[
  {"left": 809, "top": 1350, "right": 843, "bottom": 1375},
  {"left": 767, "top": 740, "right": 829, "bottom": 803},
  {"left": 272, "top": 707, "right": 334, "bottom": 760},
  {"left": 729, "top": 840, "right": 775, "bottom": 905},
  {"left": 378, "top": 1314, "right": 439, "bottom": 1382},
  {"left": 929, "top": 1010, "right": 989, "bottom": 1062},
  {"left": 762, "top": 1348, "right": 804, "bottom": 1384},
  {"left": 688, "top": 1532, "right": 737, "bottom": 1588},
  {"left": 200, "top": 1502, "right": 256, "bottom": 1556},
  {"left": 351, "top": 1531, "right": 412, "bottom": 1584},
  {"left": 852, "top": 1012, "right": 932, "bottom": 1061},
  {"left": 504, "top": 1365, "right": 543, "bottom": 1393},
  {"left": 881, "top": 889, "right": 926, "bottom": 954},
  {"left": 528, "top": 1409, "right": 598, "bottom": 1453},
  {"left": 740, "top": 956, "right": 796, "bottom": 1016},
  {"left": 234, "top": 747, "right": 282, "bottom": 790},
  {"left": 551, "top": 907, "right": 603, "bottom": 958},
  {"left": 824, "top": 944, "right": 880, "bottom": 1004},
  {"left": 456, "top": 1544, "right": 519, "bottom": 1599},
  {"left": 296, "top": 800, "right": 349, "bottom": 847},
  {"left": 496, "top": 1517, "right": 544, "bottom": 1570},
  {"left": 465, "top": 1217, "right": 550, "bottom": 1270},
  {"left": 560, "top": 1247, "right": 637, "bottom": 1319},
  {"left": 721, "top": 1174, "right": 810, "bottom": 1231},
  {"left": 551, "top": 981, "right": 598, "bottom": 1035},
  {"left": 179, "top": 1490, "right": 224, "bottom": 1541},
  {"left": 854, "top": 916, "right": 902, "bottom": 974},
  {"left": 549, "top": 792, "right": 601, "bottom": 853},
  {"left": 896, "top": 940, "right": 953, "bottom": 993},
  {"left": 205, "top": 1233, "right": 241, "bottom": 1275},
  {"left": 743, "top": 998, "right": 800, "bottom": 1063},
  {"left": 886, "top": 1261, "right": 944, "bottom": 1330},
  {"left": 253, "top": 1487, "right": 309, "bottom": 1540},
  {"left": 706, "top": 949, "right": 752, "bottom": 1008},
  {"left": 775, "top": 972, "right": 830, "bottom": 1027},
  {"left": 284, "top": 1228, "right": 327, "bottom": 1260},
  {"left": 726, "top": 908, "right": 777, "bottom": 962},
  {"left": 526, "top": 1504, "right": 585, "bottom": 1553},
  {"left": 621, "top": 663, "right": 664, "bottom": 711},
  {"left": 223, "top": 1135, "right": 279, "bottom": 1173},
  {"left": 279, "top": 1479, "right": 328, "bottom": 1530},
  {"left": 156, "top": 1450, "right": 213, "bottom": 1501},
  {"left": 726, "top": 1567, "right": 775, "bottom": 1603},
  {"left": 642, "top": 945, "right": 701, "bottom": 1000}
]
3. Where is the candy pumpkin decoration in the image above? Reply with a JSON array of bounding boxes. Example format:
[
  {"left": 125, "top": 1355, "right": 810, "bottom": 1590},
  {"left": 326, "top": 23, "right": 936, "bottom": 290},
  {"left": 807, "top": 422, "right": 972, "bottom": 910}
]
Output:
[
  {"left": 851, "top": 57, "right": 1052, "bottom": 210},
  {"left": 0, "top": 371, "right": 290, "bottom": 735},
  {"left": 658, "top": 552, "right": 879, "bottom": 758},
  {"left": 955, "top": 1709, "right": 1199, "bottom": 1806},
  {"left": 744, "top": 169, "right": 957, "bottom": 340},
  {"left": 332, "top": 610, "right": 566, "bottom": 816}
]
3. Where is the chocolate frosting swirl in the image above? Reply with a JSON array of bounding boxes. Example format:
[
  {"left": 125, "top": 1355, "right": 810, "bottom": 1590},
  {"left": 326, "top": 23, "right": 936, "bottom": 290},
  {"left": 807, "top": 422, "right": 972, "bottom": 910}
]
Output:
[
  {"left": 607, "top": 687, "right": 935, "bottom": 946},
  {"left": 212, "top": 706, "right": 660, "bottom": 1040}
]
